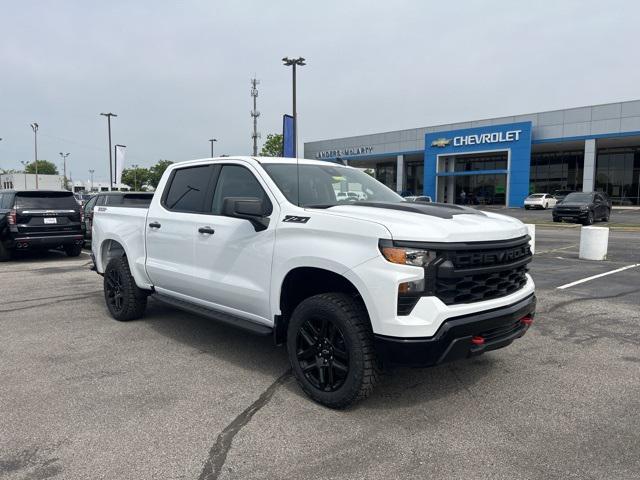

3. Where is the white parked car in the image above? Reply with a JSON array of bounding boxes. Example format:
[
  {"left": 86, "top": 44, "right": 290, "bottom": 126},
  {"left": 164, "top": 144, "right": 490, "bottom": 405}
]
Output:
[
  {"left": 92, "top": 157, "right": 536, "bottom": 408},
  {"left": 524, "top": 193, "right": 557, "bottom": 209}
]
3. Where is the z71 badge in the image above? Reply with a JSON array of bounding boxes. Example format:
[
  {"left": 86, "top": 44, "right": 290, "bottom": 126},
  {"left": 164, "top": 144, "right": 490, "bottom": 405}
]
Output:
[{"left": 283, "top": 215, "right": 310, "bottom": 223}]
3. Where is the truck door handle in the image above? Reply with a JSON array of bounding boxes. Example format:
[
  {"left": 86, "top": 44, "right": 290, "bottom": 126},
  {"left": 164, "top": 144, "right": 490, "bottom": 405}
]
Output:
[
  {"left": 149, "top": 222, "right": 161, "bottom": 229},
  {"left": 198, "top": 226, "right": 215, "bottom": 235}
]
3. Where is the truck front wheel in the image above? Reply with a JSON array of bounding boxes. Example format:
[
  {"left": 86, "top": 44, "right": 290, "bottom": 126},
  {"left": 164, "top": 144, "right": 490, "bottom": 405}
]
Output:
[
  {"left": 287, "top": 293, "right": 380, "bottom": 409},
  {"left": 103, "top": 257, "right": 148, "bottom": 321}
]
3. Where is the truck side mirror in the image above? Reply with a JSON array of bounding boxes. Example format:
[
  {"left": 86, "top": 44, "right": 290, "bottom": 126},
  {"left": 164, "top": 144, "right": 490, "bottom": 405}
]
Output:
[{"left": 222, "top": 197, "right": 270, "bottom": 231}]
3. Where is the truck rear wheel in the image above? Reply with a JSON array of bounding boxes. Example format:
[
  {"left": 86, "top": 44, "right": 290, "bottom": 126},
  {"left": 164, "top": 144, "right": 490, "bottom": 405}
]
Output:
[
  {"left": 287, "top": 293, "right": 380, "bottom": 409},
  {"left": 104, "top": 257, "right": 147, "bottom": 321}
]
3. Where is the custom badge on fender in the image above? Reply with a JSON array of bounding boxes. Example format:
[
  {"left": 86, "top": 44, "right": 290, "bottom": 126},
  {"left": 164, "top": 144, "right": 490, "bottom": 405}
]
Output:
[{"left": 283, "top": 215, "right": 310, "bottom": 223}]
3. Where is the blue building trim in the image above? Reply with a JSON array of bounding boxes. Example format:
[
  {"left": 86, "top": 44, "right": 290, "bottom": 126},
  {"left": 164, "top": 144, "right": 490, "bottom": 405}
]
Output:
[{"left": 424, "top": 122, "right": 532, "bottom": 207}]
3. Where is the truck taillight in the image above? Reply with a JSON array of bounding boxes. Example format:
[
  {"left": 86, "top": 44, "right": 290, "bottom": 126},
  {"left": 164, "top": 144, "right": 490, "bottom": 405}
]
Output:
[{"left": 7, "top": 209, "right": 16, "bottom": 225}]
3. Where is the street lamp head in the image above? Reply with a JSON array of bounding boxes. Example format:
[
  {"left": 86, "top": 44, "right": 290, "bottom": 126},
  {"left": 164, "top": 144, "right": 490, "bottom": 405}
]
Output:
[
  {"left": 30, "top": 122, "right": 39, "bottom": 131},
  {"left": 100, "top": 112, "right": 117, "bottom": 117},
  {"left": 209, "top": 138, "right": 217, "bottom": 142}
]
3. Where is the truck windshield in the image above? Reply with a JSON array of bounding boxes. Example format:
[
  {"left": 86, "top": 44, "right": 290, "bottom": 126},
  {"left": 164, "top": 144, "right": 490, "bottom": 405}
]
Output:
[{"left": 263, "top": 163, "right": 403, "bottom": 207}]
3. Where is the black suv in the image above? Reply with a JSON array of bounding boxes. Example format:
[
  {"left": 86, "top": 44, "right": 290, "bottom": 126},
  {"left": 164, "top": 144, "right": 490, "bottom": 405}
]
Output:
[
  {"left": 552, "top": 191, "right": 612, "bottom": 225},
  {"left": 83, "top": 192, "right": 153, "bottom": 243},
  {"left": 0, "top": 190, "right": 84, "bottom": 260}
]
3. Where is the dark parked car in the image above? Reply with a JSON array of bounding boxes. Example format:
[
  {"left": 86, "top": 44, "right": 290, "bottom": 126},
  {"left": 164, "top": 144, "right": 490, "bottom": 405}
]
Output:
[
  {"left": 0, "top": 190, "right": 84, "bottom": 261},
  {"left": 552, "top": 191, "right": 611, "bottom": 225},
  {"left": 553, "top": 190, "right": 575, "bottom": 203},
  {"left": 83, "top": 192, "right": 154, "bottom": 243}
]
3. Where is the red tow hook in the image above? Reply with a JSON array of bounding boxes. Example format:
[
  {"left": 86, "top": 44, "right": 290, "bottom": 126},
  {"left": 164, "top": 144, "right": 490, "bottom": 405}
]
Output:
[
  {"left": 521, "top": 315, "right": 534, "bottom": 326},
  {"left": 471, "top": 336, "right": 485, "bottom": 346}
]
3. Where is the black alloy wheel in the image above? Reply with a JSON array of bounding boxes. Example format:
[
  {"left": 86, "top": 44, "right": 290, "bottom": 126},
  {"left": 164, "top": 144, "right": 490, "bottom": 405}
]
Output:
[
  {"left": 103, "top": 257, "right": 147, "bottom": 321},
  {"left": 296, "top": 316, "right": 350, "bottom": 392},
  {"left": 287, "top": 293, "right": 380, "bottom": 408},
  {"left": 105, "top": 267, "right": 125, "bottom": 314}
]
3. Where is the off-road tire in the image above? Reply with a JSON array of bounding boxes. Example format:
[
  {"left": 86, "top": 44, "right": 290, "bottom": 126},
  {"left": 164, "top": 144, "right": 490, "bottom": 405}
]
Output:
[
  {"left": 64, "top": 244, "right": 83, "bottom": 257},
  {"left": 287, "top": 293, "right": 380, "bottom": 409},
  {"left": 104, "top": 257, "right": 148, "bottom": 321}
]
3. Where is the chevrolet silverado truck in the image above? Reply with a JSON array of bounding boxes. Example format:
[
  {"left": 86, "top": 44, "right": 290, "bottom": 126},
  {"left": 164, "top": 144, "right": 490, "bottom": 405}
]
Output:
[{"left": 92, "top": 157, "right": 536, "bottom": 408}]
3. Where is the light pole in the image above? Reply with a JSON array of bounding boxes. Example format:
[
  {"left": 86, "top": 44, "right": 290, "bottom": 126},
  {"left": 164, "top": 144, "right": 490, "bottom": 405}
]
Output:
[
  {"left": 59, "top": 152, "right": 70, "bottom": 190},
  {"left": 30, "top": 123, "right": 39, "bottom": 189},
  {"left": 89, "top": 169, "right": 95, "bottom": 192},
  {"left": 282, "top": 57, "right": 306, "bottom": 158},
  {"left": 100, "top": 112, "right": 117, "bottom": 190},
  {"left": 114, "top": 144, "right": 126, "bottom": 188},
  {"left": 20, "top": 161, "right": 28, "bottom": 188},
  {"left": 131, "top": 164, "right": 139, "bottom": 190},
  {"left": 209, "top": 138, "right": 217, "bottom": 157}
]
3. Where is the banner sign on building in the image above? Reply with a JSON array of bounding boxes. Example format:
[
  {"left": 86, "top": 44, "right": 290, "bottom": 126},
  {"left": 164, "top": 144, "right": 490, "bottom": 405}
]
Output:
[{"left": 283, "top": 114, "right": 295, "bottom": 158}]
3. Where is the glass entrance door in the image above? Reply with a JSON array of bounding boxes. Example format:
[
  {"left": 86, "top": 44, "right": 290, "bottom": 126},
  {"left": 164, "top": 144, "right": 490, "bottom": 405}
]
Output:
[{"left": 453, "top": 174, "right": 506, "bottom": 205}]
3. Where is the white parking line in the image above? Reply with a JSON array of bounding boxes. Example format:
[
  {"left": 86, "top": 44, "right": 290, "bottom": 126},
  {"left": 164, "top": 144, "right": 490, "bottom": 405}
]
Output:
[{"left": 557, "top": 264, "right": 640, "bottom": 290}]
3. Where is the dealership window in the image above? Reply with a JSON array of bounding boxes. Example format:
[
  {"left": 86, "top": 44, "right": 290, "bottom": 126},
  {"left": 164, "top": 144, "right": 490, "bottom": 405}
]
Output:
[
  {"left": 529, "top": 151, "right": 584, "bottom": 194},
  {"left": 596, "top": 146, "right": 640, "bottom": 206},
  {"left": 375, "top": 162, "right": 396, "bottom": 190},
  {"left": 404, "top": 154, "right": 424, "bottom": 195},
  {"left": 453, "top": 152, "right": 508, "bottom": 172}
]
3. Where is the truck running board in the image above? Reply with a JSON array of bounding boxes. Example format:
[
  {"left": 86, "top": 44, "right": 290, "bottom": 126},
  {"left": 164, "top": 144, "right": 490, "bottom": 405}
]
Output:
[{"left": 153, "top": 293, "right": 273, "bottom": 336}]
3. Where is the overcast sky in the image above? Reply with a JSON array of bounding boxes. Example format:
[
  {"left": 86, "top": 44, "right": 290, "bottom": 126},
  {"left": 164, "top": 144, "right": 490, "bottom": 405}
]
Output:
[{"left": 1, "top": 0, "right": 639, "bottom": 181}]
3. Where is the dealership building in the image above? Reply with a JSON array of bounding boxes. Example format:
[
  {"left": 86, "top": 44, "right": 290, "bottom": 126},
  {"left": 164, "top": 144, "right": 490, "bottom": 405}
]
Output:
[{"left": 304, "top": 99, "right": 640, "bottom": 207}]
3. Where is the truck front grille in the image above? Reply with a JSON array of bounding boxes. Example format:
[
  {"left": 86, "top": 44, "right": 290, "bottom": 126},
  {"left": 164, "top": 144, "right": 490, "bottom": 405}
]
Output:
[{"left": 432, "top": 236, "right": 532, "bottom": 306}]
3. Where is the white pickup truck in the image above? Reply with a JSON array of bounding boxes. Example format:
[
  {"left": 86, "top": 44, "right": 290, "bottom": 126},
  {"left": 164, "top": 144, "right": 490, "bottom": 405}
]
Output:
[{"left": 93, "top": 157, "right": 536, "bottom": 408}]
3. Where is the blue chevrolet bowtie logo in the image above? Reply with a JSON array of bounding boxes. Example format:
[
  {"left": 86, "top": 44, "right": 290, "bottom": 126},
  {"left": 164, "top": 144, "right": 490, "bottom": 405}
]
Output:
[{"left": 431, "top": 138, "right": 451, "bottom": 148}]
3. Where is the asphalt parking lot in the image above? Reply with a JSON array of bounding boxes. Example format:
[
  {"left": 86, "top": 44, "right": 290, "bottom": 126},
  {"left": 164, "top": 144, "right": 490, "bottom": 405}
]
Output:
[{"left": 1, "top": 228, "right": 639, "bottom": 480}]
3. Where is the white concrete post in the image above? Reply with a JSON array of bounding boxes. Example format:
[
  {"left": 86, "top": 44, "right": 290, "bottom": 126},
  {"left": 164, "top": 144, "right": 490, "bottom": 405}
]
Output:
[
  {"left": 582, "top": 139, "right": 596, "bottom": 193},
  {"left": 579, "top": 226, "right": 609, "bottom": 260},
  {"left": 396, "top": 154, "right": 404, "bottom": 193},
  {"left": 525, "top": 224, "right": 535, "bottom": 254}
]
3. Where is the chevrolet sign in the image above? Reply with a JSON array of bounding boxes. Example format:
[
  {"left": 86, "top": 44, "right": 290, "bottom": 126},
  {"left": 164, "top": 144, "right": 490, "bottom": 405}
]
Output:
[{"left": 453, "top": 130, "right": 522, "bottom": 147}]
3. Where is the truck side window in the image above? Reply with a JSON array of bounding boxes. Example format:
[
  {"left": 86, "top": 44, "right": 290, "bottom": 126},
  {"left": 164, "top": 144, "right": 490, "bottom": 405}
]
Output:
[
  {"left": 84, "top": 196, "right": 98, "bottom": 213},
  {"left": 211, "top": 165, "right": 271, "bottom": 215},
  {"left": 163, "top": 165, "right": 213, "bottom": 213}
]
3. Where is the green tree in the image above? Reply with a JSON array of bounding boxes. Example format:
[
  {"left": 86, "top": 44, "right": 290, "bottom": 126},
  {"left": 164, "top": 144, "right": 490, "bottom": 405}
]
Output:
[
  {"left": 121, "top": 166, "right": 151, "bottom": 191},
  {"left": 24, "top": 160, "right": 59, "bottom": 175},
  {"left": 259, "top": 133, "right": 283, "bottom": 157},
  {"left": 147, "top": 160, "right": 173, "bottom": 189}
]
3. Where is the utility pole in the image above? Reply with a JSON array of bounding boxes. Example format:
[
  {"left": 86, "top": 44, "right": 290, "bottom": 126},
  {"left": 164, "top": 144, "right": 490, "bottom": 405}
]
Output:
[
  {"left": 131, "top": 164, "right": 139, "bottom": 191},
  {"left": 100, "top": 112, "right": 117, "bottom": 190},
  {"left": 282, "top": 57, "right": 306, "bottom": 158},
  {"left": 209, "top": 138, "right": 217, "bottom": 157},
  {"left": 30, "top": 123, "right": 39, "bottom": 189},
  {"left": 59, "top": 152, "right": 70, "bottom": 190},
  {"left": 250, "top": 78, "right": 261, "bottom": 156},
  {"left": 89, "top": 169, "right": 95, "bottom": 191}
]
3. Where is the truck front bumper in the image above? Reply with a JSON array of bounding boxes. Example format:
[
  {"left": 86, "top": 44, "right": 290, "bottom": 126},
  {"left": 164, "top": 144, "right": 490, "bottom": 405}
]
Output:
[{"left": 374, "top": 294, "right": 536, "bottom": 367}]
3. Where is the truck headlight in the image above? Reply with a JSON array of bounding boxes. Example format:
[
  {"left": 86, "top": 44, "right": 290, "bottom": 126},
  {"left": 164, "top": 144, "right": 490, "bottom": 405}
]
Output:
[{"left": 380, "top": 246, "right": 436, "bottom": 267}]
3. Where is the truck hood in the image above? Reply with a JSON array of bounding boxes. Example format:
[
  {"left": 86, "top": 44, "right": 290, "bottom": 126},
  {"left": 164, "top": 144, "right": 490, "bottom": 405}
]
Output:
[{"left": 312, "top": 202, "right": 528, "bottom": 242}]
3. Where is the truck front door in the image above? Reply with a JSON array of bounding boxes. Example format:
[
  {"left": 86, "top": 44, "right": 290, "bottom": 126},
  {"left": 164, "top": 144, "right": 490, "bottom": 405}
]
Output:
[{"left": 191, "top": 163, "right": 278, "bottom": 325}]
